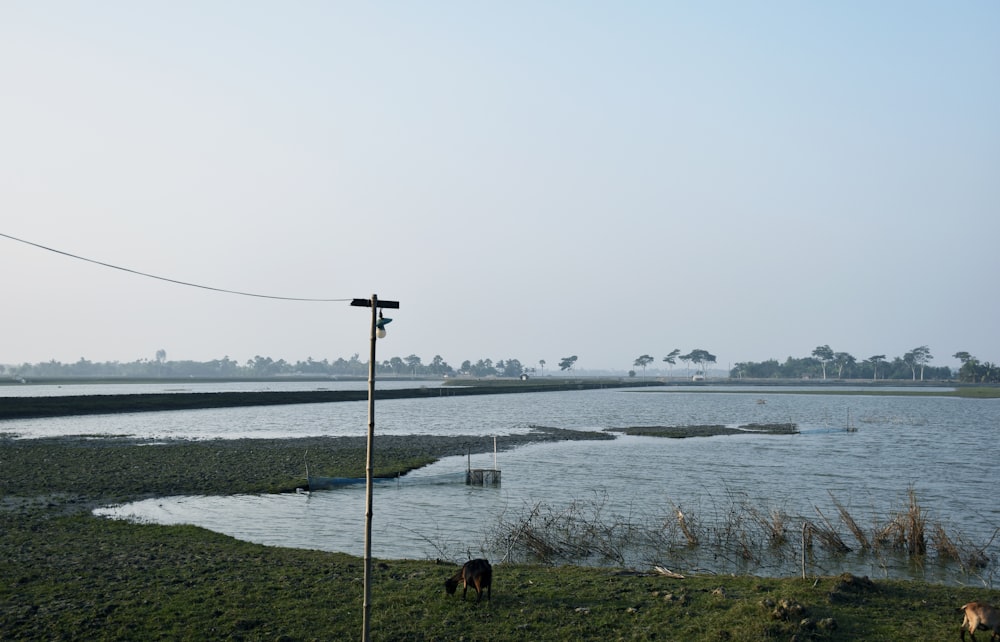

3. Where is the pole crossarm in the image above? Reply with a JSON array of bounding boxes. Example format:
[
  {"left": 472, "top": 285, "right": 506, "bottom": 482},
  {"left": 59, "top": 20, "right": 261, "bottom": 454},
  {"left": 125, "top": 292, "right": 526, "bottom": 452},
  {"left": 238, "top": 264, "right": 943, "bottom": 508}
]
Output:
[{"left": 351, "top": 298, "right": 400, "bottom": 309}]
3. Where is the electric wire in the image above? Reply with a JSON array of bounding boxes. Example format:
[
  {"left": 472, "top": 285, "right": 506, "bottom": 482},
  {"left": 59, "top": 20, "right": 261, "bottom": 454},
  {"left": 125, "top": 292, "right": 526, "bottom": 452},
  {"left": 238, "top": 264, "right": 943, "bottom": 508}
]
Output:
[{"left": 0, "top": 232, "right": 350, "bottom": 302}]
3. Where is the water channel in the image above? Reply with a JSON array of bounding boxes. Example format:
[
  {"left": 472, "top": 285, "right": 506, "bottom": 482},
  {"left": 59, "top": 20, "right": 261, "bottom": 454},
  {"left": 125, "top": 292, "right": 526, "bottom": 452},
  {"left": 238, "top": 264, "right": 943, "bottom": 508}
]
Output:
[{"left": 6, "top": 383, "right": 998, "bottom": 583}]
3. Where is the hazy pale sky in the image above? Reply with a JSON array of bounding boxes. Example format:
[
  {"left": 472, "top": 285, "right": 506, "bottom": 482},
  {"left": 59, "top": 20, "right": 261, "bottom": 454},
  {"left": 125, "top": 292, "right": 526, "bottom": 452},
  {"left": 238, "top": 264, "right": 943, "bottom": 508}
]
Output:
[{"left": 2, "top": 2, "right": 997, "bottom": 372}]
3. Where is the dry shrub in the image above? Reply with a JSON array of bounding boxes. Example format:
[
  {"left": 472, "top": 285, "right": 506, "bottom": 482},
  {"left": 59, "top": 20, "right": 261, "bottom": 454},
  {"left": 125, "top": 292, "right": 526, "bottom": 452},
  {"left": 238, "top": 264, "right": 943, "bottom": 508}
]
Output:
[
  {"left": 906, "top": 487, "right": 927, "bottom": 557},
  {"left": 956, "top": 527, "right": 998, "bottom": 571},
  {"left": 930, "top": 521, "right": 996, "bottom": 575},
  {"left": 488, "top": 487, "right": 993, "bottom": 581},
  {"left": 829, "top": 492, "right": 869, "bottom": 550},
  {"left": 676, "top": 508, "right": 700, "bottom": 547},
  {"left": 873, "top": 516, "right": 907, "bottom": 551},
  {"left": 962, "top": 546, "right": 991, "bottom": 571},
  {"left": 931, "top": 522, "right": 960, "bottom": 562},
  {"left": 812, "top": 508, "right": 852, "bottom": 553},
  {"left": 748, "top": 506, "right": 788, "bottom": 548},
  {"left": 493, "top": 495, "right": 643, "bottom": 565}
]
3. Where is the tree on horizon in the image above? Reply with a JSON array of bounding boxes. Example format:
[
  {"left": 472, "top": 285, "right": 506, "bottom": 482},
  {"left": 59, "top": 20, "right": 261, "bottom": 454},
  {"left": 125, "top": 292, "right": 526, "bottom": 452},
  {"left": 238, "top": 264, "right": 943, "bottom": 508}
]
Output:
[
  {"left": 558, "top": 355, "right": 578, "bottom": 372},
  {"left": 812, "top": 345, "right": 834, "bottom": 379},
  {"left": 633, "top": 354, "right": 654, "bottom": 380}
]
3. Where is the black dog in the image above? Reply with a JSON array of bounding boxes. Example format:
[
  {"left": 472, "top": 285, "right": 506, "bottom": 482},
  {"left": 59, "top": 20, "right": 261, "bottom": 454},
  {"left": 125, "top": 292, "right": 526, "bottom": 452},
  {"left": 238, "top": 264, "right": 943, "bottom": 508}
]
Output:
[{"left": 444, "top": 559, "right": 492, "bottom": 602}]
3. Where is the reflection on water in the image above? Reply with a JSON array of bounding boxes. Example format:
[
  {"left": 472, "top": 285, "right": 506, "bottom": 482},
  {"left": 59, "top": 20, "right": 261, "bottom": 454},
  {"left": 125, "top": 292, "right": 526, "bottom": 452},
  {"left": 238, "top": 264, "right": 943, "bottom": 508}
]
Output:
[{"left": 92, "top": 388, "right": 1000, "bottom": 584}]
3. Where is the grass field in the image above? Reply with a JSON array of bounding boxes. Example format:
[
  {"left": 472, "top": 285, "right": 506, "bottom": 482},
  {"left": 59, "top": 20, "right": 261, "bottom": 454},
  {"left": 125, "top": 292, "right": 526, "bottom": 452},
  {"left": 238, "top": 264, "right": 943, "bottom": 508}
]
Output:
[{"left": 3, "top": 430, "right": 998, "bottom": 640}]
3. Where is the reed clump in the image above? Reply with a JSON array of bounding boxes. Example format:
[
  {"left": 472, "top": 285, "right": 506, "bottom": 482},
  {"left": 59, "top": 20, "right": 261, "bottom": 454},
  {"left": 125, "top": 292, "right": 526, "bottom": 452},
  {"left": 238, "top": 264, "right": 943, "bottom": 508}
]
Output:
[
  {"left": 831, "top": 492, "right": 870, "bottom": 550},
  {"left": 906, "top": 486, "right": 927, "bottom": 556},
  {"left": 489, "top": 488, "right": 998, "bottom": 583},
  {"left": 807, "top": 507, "right": 852, "bottom": 554},
  {"left": 493, "top": 493, "right": 662, "bottom": 566}
]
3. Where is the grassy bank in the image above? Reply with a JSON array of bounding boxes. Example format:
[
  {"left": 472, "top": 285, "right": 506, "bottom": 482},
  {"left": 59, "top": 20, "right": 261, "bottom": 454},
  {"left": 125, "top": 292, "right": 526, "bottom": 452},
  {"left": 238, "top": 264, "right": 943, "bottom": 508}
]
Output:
[
  {"left": 4, "top": 508, "right": 996, "bottom": 641},
  {"left": 0, "top": 429, "right": 611, "bottom": 500},
  {"left": 2, "top": 432, "right": 998, "bottom": 640}
]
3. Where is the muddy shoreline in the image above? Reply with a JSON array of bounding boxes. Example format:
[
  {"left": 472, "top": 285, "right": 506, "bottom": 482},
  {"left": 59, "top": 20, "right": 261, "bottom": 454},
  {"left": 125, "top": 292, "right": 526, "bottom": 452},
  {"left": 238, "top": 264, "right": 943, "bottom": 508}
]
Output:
[
  {"left": 0, "top": 380, "right": 651, "bottom": 420},
  {"left": 0, "top": 426, "right": 614, "bottom": 511}
]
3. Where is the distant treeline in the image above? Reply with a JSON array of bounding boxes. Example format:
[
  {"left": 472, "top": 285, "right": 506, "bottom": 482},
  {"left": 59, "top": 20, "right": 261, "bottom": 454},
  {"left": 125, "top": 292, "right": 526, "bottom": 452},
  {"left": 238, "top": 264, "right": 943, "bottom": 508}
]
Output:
[
  {"left": 3, "top": 348, "right": 997, "bottom": 383},
  {"left": 731, "top": 347, "right": 998, "bottom": 383},
  {"left": 732, "top": 357, "right": 953, "bottom": 381},
  {"left": 0, "top": 353, "right": 529, "bottom": 380}
]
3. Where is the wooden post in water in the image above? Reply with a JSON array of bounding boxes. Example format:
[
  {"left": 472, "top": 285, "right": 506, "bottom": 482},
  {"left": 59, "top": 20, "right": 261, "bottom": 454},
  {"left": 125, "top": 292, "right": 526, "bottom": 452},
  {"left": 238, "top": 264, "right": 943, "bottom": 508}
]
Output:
[
  {"left": 801, "top": 522, "right": 809, "bottom": 579},
  {"left": 465, "top": 437, "right": 501, "bottom": 485}
]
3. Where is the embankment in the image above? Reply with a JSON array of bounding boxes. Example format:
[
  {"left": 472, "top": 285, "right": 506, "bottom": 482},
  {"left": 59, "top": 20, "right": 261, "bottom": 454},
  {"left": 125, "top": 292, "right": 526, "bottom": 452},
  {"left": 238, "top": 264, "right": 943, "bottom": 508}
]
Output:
[{"left": 0, "top": 379, "right": 646, "bottom": 420}]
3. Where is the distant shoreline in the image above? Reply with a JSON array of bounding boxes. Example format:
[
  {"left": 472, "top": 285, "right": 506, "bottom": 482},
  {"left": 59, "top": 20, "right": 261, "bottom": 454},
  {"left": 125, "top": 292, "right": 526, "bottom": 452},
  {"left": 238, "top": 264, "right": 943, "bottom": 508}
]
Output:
[
  {"left": 0, "top": 379, "right": 644, "bottom": 420},
  {"left": 0, "top": 378, "right": 992, "bottom": 421}
]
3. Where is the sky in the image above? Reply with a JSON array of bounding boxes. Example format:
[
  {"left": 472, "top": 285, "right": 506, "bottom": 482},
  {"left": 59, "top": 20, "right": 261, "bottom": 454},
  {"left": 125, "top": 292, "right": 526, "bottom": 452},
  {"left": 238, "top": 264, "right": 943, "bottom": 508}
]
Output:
[{"left": 2, "top": 2, "right": 998, "bottom": 373}]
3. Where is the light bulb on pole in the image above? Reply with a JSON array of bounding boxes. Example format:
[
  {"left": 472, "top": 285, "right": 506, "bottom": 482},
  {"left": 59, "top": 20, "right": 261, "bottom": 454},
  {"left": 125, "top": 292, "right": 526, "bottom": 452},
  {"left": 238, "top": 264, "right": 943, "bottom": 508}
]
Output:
[{"left": 375, "top": 312, "right": 392, "bottom": 339}]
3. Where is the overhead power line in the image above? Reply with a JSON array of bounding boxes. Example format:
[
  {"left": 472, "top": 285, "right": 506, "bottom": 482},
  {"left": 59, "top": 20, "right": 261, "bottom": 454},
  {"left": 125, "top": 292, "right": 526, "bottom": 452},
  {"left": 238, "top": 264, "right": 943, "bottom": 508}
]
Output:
[{"left": 0, "top": 232, "right": 350, "bottom": 302}]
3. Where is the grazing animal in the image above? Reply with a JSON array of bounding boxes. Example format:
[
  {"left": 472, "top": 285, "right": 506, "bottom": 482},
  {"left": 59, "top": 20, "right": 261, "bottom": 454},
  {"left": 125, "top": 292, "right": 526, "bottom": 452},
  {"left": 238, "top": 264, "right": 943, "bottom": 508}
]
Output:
[
  {"left": 959, "top": 601, "right": 1000, "bottom": 641},
  {"left": 444, "top": 559, "right": 492, "bottom": 602}
]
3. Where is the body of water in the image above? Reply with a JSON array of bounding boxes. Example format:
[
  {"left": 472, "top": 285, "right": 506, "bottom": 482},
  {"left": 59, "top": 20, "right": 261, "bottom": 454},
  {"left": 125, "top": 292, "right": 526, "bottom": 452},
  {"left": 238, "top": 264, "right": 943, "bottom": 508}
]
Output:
[{"left": 8, "top": 384, "right": 997, "bottom": 583}]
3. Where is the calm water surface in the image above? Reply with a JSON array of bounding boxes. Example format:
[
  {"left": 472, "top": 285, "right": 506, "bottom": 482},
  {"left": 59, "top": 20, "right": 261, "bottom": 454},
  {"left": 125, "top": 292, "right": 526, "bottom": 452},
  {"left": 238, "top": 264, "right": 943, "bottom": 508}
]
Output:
[{"left": 75, "top": 386, "right": 1000, "bottom": 583}]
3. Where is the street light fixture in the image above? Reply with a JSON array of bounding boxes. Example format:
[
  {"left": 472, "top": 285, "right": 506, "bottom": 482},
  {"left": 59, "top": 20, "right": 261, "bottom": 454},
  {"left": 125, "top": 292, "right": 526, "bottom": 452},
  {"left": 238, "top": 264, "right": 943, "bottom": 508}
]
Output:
[
  {"left": 375, "top": 311, "right": 391, "bottom": 339},
  {"left": 350, "top": 294, "right": 400, "bottom": 642}
]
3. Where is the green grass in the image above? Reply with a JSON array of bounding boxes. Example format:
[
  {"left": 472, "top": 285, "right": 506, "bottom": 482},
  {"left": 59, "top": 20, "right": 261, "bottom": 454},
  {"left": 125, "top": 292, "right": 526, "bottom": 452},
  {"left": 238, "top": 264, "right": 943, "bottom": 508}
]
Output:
[
  {"left": 0, "top": 435, "right": 443, "bottom": 499},
  {"left": 2, "top": 434, "right": 999, "bottom": 640},
  {"left": 950, "top": 386, "right": 1000, "bottom": 398},
  {"left": 2, "top": 508, "right": 997, "bottom": 640}
]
